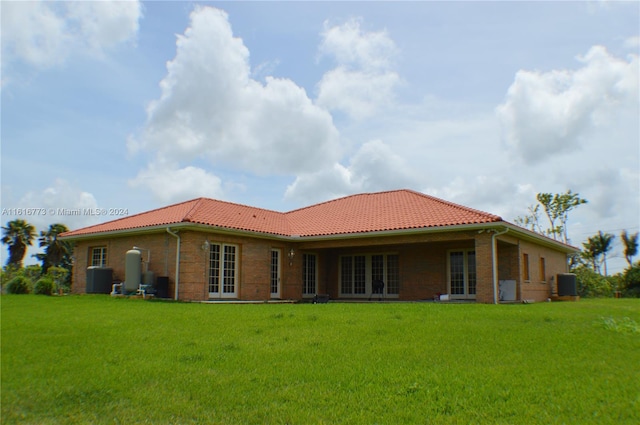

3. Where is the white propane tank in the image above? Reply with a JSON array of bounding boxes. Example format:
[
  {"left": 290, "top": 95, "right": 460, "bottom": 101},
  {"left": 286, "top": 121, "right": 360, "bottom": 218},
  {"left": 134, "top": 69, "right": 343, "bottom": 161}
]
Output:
[{"left": 124, "top": 249, "right": 142, "bottom": 293}]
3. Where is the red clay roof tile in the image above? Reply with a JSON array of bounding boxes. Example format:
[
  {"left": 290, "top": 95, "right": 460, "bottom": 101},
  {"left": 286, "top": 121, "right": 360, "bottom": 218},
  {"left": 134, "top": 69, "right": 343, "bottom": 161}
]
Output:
[
  {"left": 60, "top": 198, "right": 202, "bottom": 237},
  {"left": 60, "top": 189, "right": 502, "bottom": 238},
  {"left": 286, "top": 189, "right": 501, "bottom": 236}
]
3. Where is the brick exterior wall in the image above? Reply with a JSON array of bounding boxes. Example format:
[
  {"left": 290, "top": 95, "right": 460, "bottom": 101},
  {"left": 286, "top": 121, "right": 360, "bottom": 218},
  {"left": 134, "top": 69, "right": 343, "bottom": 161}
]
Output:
[
  {"left": 473, "top": 232, "right": 493, "bottom": 303},
  {"left": 518, "top": 240, "right": 569, "bottom": 301},
  {"left": 70, "top": 227, "right": 570, "bottom": 303},
  {"left": 71, "top": 231, "right": 178, "bottom": 295}
]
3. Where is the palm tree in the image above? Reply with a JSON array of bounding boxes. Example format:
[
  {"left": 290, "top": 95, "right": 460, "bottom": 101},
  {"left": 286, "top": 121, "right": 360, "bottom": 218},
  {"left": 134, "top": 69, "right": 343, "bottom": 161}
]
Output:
[
  {"left": 38, "top": 223, "right": 72, "bottom": 273},
  {"left": 594, "top": 231, "right": 615, "bottom": 276},
  {"left": 582, "top": 236, "right": 601, "bottom": 273},
  {"left": 621, "top": 230, "right": 639, "bottom": 268},
  {"left": 1, "top": 219, "right": 36, "bottom": 267}
]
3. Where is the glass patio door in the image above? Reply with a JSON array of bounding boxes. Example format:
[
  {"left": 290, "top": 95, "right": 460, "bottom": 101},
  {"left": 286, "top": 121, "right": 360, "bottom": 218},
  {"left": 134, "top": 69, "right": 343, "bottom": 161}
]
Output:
[
  {"left": 339, "top": 254, "right": 399, "bottom": 298},
  {"left": 449, "top": 250, "right": 476, "bottom": 299},
  {"left": 270, "top": 249, "right": 281, "bottom": 299},
  {"left": 208, "top": 244, "right": 238, "bottom": 298}
]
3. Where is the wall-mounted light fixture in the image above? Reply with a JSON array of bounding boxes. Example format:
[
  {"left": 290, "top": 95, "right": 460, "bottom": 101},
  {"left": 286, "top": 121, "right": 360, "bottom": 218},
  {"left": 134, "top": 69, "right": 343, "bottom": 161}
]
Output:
[
  {"left": 202, "top": 240, "right": 210, "bottom": 251},
  {"left": 288, "top": 248, "right": 295, "bottom": 266}
]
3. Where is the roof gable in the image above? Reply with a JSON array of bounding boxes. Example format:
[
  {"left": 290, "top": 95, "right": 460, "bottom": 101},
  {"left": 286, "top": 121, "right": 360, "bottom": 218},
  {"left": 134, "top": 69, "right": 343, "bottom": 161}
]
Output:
[
  {"left": 60, "top": 189, "right": 502, "bottom": 239},
  {"left": 286, "top": 190, "right": 502, "bottom": 236}
]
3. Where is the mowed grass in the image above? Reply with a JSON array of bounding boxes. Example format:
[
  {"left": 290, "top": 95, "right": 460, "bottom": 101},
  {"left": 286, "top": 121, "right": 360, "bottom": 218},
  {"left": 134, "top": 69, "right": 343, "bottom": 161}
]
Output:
[{"left": 2, "top": 296, "right": 639, "bottom": 424}]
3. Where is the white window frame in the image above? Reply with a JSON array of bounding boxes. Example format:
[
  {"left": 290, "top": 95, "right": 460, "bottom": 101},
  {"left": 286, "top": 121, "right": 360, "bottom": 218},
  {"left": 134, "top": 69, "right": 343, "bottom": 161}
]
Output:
[
  {"left": 270, "top": 248, "right": 281, "bottom": 299},
  {"left": 90, "top": 247, "right": 107, "bottom": 267},
  {"left": 447, "top": 249, "right": 476, "bottom": 300},
  {"left": 208, "top": 243, "right": 239, "bottom": 299}
]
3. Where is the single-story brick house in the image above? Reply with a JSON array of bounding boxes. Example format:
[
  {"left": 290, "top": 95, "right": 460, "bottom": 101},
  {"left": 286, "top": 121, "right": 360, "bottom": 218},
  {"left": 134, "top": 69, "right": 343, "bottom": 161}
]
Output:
[{"left": 60, "top": 189, "right": 578, "bottom": 303}]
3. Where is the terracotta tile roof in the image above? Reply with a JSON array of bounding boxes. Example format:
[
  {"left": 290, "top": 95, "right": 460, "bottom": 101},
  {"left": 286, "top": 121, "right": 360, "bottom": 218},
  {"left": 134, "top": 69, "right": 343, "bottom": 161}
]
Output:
[
  {"left": 60, "top": 198, "right": 291, "bottom": 238},
  {"left": 286, "top": 189, "right": 502, "bottom": 236},
  {"left": 60, "top": 189, "right": 502, "bottom": 239},
  {"left": 181, "top": 198, "right": 291, "bottom": 236},
  {"left": 60, "top": 198, "right": 202, "bottom": 238}
]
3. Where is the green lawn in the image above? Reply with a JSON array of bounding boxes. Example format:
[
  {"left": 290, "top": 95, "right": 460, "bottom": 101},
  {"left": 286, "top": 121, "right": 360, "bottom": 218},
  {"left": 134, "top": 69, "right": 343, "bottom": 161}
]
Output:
[{"left": 2, "top": 296, "right": 639, "bottom": 424}]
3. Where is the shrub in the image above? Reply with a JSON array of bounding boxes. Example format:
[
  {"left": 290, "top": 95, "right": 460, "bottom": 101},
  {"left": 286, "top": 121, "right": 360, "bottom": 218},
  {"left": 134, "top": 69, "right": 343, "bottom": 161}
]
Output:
[
  {"left": 23, "top": 265, "right": 42, "bottom": 283},
  {"left": 34, "top": 276, "right": 56, "bottom": 296},
  {"left": 1, "top": 265, "right": 21, "bottom": 288},
  {"left": 574, "top": 265, "right": 613, "bottom": 297},
  {"left": 5, "top": 275, "right": 31, "bottom": 294},
  {"left": 622, "top": 262, "right": 640, "bottom": 298},
  {"left": 47, "top": 266, "right": 70, "bottom": 293}
]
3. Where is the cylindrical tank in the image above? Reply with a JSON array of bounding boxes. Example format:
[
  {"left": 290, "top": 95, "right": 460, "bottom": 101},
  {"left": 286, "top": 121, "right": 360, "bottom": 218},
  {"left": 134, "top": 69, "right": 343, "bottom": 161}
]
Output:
[
  {"left": 124, "top": 249, "right": 142, "bottom": 292},
  {"left": 557, "top": 273, "right": 578, "bottom": 296},
  {"left": 143, "top": 270, "right": 154, "bottom": 286}
]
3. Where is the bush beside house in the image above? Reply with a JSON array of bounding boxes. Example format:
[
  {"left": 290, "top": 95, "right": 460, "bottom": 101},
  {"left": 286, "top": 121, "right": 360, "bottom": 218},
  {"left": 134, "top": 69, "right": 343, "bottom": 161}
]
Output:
[{"left": 1, "top": 265, "right": 69, "bottom": 295}]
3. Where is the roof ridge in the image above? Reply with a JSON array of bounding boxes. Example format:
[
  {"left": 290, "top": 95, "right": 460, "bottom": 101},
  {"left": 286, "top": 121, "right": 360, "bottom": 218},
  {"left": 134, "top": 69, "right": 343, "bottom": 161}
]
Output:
[
  {"left": 404, "top": 189, "right": 503, "bottom": 221},
  {"left": 285, "top": 189, "right": 409, "bottom": 215},
  {"left": 195, "top": 197, "right": 287, "bottom": 215},
  {"left": 182, "top": 198, "right": 205, "bottom": 223}
]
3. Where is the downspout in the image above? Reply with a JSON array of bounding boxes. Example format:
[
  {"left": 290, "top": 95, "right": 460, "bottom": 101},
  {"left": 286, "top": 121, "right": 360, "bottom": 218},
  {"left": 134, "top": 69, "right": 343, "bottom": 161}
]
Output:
[
  {"left": 491, "top": 227, "right": 509, "bottom": 304},
  {"left": 166, "top": 227, "right": 181, "bottom": 301}
]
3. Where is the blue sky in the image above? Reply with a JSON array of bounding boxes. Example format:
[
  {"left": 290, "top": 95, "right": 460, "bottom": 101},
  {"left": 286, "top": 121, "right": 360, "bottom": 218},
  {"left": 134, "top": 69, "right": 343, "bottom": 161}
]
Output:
[{"left": 1, "top": 1, "right": 639, "bottom": 273}]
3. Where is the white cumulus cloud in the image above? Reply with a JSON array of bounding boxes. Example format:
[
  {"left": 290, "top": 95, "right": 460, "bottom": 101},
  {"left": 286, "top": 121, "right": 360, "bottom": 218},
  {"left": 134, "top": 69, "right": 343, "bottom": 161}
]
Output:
[
  {"left": 1, "top": 0, "right": 142, "bottom": 70},
  {"left": 130, "top": 163, "right": 223, "bottom": 204},
  {"left": 17, "top": 179, "right": 100, "bottom": 231},
  {"left": 316, "top": 18, "right": 400, "bottom": 120},
  {"left": 318, "top": 18, "right": 397, "bottom": 70},
  {"left": 496, "top": 45, "right": 639, "bottom": 164},
  {"left": 285, "top": 139, "right": 420, "bottom": 204},
  {"left": 65, "top": 0, "right": 143, "bottom": 55},
  {"left": 129, "top": 5, "right": 341, "bottom": 203}
]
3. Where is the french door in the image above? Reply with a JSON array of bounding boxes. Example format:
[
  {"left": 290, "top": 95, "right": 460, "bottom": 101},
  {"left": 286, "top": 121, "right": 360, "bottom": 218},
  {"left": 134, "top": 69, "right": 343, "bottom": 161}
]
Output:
[
  {"left": 270, "top": 249, "right": 281, "bottom": 299},
  {"left": 302, "top": 253, "right": 317, "bottom": 297},
  {"left": 208, "top": 243, "right": 238, "bottom": 298},
  {"left": 448, "top": 250, "right": 476, "bottom": 299},
  {"left": 339, "top": 254, "right": 399, "bottom": 298}
]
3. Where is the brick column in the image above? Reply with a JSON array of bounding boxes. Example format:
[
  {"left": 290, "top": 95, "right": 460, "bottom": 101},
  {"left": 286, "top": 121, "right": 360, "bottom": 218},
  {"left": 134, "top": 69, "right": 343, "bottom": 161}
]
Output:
[{"left": 474, "top": 232, "right": 495, "bottom": 303}]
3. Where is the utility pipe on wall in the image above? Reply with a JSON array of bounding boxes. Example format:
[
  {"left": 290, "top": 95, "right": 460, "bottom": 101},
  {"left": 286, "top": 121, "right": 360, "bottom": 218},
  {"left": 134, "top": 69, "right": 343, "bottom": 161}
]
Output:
[
  {"left": 166, "top": 227, "right": 181, "bottom": 301},
  {"left": 491, "top": 227, "right": 509, "bottom": 304}
]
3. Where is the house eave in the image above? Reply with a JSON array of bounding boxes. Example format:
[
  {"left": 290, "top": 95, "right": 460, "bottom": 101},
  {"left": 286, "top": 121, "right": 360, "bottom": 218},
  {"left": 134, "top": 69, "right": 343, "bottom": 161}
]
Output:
[
  {"left": 60, "top": 220, "right": 579, "bottom": 254},
  {"left": 293, "top": 222, "right": 501, "bottom": 241},
  {"left": 295, "top": 222, "right": 578, "bottom": 253},
  {"left": 501, "top": 223, "right": 579, "bottom": 254},
  {"left": 59, "top": 222, "right": 292, "bottom": 242},
  {"left": 60, "top": 224, "right": 177, "bottom": 241}
]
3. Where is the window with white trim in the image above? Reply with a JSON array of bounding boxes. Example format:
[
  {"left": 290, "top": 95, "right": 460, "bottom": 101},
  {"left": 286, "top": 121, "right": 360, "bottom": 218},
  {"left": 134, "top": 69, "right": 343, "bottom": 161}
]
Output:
[
  {"left": 209, "top": 243, "right": 238, "bottom": 298},
  {"left": 90, "top": 247, "right": 107, "bottom": 267},
  {"left": 448, "top": 249, "right": 476, "bottom": 299}
]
